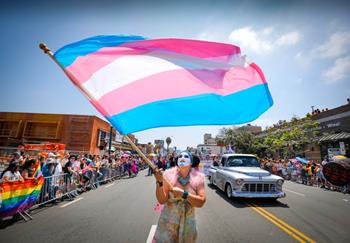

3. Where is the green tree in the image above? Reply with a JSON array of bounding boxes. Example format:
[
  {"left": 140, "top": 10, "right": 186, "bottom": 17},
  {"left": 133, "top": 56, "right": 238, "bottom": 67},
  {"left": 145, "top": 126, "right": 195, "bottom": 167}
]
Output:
[
  {"left": 218, "top": 127, "right": 260, "bottom": 154},
  {"left": 218, "top": 117, "right": 320, "bottom": 159},
  {"left": 262, "top": 117, "right": 320, "bottom": 158}
]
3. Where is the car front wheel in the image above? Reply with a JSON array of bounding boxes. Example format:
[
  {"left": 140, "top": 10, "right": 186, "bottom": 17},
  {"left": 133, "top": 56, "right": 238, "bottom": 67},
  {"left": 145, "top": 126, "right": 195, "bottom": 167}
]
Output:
[{"left": 225, "top": 184, "right": 232, "bottom": 198}]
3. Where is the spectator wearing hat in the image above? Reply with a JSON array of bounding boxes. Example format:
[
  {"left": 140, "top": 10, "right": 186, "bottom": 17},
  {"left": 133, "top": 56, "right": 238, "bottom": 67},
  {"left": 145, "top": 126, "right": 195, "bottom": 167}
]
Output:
[
  {"left": 52, "top": 155, "right": 63, "bottom": 185},
  {"left": 42, "top": 158, "right": 58, "bottom": 200},
  {"left": 42, "top": 159, "right": 57, "bottom": 177}
]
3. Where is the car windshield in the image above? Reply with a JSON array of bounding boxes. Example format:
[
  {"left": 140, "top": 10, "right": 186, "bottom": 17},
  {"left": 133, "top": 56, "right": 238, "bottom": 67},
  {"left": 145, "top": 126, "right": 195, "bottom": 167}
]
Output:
[{"left": 226, "top": 156, "right": 260, "bottom": 167}]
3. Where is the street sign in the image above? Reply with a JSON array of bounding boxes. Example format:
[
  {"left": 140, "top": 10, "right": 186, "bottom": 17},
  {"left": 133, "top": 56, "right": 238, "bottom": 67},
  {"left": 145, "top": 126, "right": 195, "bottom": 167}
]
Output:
[
  {"left": 339, "top": 142, "right": 346, "bottom": 155},
  {"left": 328, "top": 148, "right": 341, "bottom": 157}
]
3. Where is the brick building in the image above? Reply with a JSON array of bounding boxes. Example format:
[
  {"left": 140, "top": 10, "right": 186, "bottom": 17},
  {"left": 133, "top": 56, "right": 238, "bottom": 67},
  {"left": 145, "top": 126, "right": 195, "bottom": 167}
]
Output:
[
  {"left": 0, "top": 112, "right": 117, "bottom": 155},
  {"left": 311, "top": 100, "right": 350, "bottom": 158}
]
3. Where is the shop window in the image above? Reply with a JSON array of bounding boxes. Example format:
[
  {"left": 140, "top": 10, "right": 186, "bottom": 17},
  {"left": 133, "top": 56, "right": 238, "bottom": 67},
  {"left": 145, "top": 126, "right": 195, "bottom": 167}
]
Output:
[{"left": 97, "top": 129, "right": 108, "bottom": 147}]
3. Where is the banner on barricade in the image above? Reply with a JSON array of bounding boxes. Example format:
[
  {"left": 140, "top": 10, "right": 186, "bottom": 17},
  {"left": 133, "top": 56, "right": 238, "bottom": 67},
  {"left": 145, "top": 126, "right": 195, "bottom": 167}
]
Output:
[
  {"left": 24, "top": 143, "right": 66, "bottom": 151},
  {"left": 0, "top": 177, "right": 44, "bottom": 218},
  {"left": 0, "top": 163, "right": 44, "bottom": 218}
]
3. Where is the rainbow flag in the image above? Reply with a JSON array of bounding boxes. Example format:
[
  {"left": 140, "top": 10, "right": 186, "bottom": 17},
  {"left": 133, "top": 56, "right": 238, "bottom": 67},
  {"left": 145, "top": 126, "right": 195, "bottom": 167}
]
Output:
[
  {"left": 0, "top": 163, "right": 44, "bottom": 218},
  {"left": 33, "top": 162, "right": 43, "bottom": 178},
  {"left": 55, "top": 35, "right": 273, "bottom": 134}
]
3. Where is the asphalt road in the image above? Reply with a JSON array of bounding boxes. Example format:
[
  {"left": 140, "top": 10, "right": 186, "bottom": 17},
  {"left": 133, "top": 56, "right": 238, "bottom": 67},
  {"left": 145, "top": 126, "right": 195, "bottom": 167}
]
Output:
[{"left": 1, "top": 170, "right": 350, "bottom": 243}]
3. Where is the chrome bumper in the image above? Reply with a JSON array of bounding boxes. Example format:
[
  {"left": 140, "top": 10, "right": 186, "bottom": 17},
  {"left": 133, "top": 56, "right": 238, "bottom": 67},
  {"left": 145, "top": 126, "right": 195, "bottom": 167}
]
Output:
[{"left": 232, "top": 191, "right": 286, "bottom": 198}]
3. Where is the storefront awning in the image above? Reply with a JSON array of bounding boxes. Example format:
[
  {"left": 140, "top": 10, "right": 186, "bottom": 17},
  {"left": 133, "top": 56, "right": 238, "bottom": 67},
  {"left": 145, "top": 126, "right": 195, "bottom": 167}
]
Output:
[{"left": 319, "top": 132, "right": 350, "bottom": 142}]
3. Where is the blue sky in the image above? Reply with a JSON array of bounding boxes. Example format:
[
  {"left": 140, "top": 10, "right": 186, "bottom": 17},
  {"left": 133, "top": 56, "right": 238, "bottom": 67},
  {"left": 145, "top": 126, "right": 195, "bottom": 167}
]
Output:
[{"left": 0, "top": 0, "right": 350, "bottom": 149}]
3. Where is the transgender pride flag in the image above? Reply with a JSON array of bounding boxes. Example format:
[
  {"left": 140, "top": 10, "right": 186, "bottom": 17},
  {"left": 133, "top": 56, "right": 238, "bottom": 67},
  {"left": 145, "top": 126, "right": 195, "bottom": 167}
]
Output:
[{"left": 54, "top": 35, "right": 273, "bottom": 134}]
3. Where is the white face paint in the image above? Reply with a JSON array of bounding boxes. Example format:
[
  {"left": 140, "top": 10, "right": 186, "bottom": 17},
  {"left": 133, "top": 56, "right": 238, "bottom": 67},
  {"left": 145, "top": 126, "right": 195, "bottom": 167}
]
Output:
[{"left": 178, "top": 152, "right": 191, "bottom": 167}]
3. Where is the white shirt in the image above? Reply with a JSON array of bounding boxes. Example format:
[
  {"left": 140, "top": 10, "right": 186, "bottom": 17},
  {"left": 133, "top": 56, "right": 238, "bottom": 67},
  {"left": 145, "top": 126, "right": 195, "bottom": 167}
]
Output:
[
  {"left": 53, "top": 161, "right": 62, "bottom": 176},
  {"left": 52, "top": 161, "right": 63, "bottom": 186},
  {"left": 3, "top": 171, "right": 22, "bottom": 181}
]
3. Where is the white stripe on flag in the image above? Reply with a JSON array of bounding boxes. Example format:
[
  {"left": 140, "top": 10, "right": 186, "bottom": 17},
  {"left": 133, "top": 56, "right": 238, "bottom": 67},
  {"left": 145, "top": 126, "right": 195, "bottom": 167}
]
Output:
[
  {"left": 81, "top": 53, "right": 246, "bottom": 100},
  {"left": 82, "top": 55, "right": 180, "bottom": 100}
]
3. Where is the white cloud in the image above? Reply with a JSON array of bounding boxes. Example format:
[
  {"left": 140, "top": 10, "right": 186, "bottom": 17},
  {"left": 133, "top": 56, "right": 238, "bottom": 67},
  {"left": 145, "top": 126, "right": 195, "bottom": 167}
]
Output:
[
  {"left": 229, "top": 26, "right": 273, "bottom": 54},
  {"left": 296, "top": 30, "right": 350, "bottom": 74},
  {"left": 275, "top": 32, "right": 300, "bottom": 46},
  {"left": 295, "top": 51, "right": 312, "bottom": 68},
  {"left": 228, "top": 26, "right": 300, "bottom": 55},
  {"left": 197, "top": 31, "right": 216, "bottom": 41},
  {"left": 261, "top": 27, "right": 274, "bottom": 36},
  {"left": 314, "top": 31, "right": 350, "bottom": 59},
  {"left": 323, "top": 56, "right": 350, "bottom": 83},
  {"left": 251, "top": 117, "right": 278, "bottom": 129}
]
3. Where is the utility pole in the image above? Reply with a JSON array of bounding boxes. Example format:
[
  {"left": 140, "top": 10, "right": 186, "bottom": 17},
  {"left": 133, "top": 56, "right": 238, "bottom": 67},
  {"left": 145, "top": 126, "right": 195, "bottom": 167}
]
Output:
[
  {"left": 166, "top": 137, "right": 172, "bottom": 154},
  {"left": 108, "top": 126, "right": 113, "bottom": 155}
]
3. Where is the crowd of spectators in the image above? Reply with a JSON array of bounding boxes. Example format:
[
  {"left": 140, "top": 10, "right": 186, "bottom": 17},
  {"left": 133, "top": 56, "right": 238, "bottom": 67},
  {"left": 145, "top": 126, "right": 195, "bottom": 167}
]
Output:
[
  {"left": 260, "top": 158, "right": 349, "bottom": 194},
  {"left": 147, "top": 153, "right": 178, "bottom": 176},
  {"left": 0, "top": 150, "right": 148, "bottom": 202},
  {"left": 1, "top": 149, "right": 348, "bottom": 204}
]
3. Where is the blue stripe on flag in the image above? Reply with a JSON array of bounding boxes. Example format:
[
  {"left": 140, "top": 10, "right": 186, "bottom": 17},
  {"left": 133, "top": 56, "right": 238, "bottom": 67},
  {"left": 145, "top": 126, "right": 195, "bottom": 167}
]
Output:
[
  {"left": 54, "top": 35, "right": 146, "bottom": 68},
  {"left": 108, "top": 83, "right": 273, "bottom": 134}
]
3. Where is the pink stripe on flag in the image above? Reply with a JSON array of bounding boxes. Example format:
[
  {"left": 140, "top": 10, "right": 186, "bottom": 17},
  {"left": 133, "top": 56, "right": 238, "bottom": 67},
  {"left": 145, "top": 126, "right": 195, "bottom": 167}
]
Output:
[
  {"left": 122, "top": 38, "right": 240, "bottom": 59},
  {"left": 65, "top": 39, "right": 240, "bottom": 85},
  {"left": 250, "top": 63, "right": 267, "bottom": 83},
  {"left": 66, "top": 47, "right": 149, "bottom": 85},
  {"left": 96, "top": 64, "right": 265, "bottom": 116}
]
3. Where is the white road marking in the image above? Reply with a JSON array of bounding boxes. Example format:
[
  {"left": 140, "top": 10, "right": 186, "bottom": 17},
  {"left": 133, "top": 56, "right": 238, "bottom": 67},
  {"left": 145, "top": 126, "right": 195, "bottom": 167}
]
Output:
[
  {"left": 146, "top": 225, "right": 157, "bottom": 243},
  {"left": 105, "top": 183, "right": 115, "bottom": 188},
  {"left": 342, "top": 199, "right": 349, "bottom": 202},
  {"left": 60, "top": 197, "right": 83, "bottom": 208},
  {"left": 284, "top": 189, "right": 305, "bottom": 197}
]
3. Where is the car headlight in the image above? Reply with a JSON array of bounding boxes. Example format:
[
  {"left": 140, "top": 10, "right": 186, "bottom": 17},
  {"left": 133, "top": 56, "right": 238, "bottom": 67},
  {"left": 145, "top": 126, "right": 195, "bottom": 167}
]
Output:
[
  {"left": 235, "top": 179, "right": 244, "bottom": 185},
  {"left": 277, "top": 179, "right": 284, "bottom": 186}
]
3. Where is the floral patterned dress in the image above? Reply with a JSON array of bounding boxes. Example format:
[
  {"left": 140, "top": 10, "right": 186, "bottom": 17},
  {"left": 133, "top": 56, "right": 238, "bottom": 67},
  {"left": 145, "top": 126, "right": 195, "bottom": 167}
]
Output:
[{"left": 153, "top": 167, "right": 205, "bottom": 243}]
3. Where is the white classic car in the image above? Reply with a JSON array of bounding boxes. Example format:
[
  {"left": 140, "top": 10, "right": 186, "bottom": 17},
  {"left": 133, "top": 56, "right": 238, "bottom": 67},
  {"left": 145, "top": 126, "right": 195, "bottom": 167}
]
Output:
[{"left": 208, "top": 154, "right": 286, "bottom": 199}]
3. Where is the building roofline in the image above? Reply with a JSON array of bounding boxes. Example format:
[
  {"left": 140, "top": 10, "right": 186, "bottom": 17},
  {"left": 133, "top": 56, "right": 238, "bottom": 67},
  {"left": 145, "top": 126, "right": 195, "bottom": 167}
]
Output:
[{"left": 0, "top": 111, "right": 108, "bottom": 121}]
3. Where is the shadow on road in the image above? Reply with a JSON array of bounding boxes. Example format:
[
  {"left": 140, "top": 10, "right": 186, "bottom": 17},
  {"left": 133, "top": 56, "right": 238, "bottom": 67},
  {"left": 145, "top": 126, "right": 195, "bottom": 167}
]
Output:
[
  {"left": 0, "top": 215, "right": 27, "bottom": 230},
  {"left": 208, "top": 184, "right": 289, "bottom": 209}
]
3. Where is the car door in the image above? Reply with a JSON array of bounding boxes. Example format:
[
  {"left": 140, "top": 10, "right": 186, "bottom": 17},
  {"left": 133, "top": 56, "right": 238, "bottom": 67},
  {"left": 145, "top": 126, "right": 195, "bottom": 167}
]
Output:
[{"left": 216, "top": 157, "right": 227, "bottom": 190}]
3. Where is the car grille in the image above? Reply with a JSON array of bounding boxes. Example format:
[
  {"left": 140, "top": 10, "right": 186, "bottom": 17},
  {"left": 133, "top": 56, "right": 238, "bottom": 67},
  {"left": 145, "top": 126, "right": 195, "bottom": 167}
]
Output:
[{"left": 241, "top": 183, "right": 276, "bottom": 193}]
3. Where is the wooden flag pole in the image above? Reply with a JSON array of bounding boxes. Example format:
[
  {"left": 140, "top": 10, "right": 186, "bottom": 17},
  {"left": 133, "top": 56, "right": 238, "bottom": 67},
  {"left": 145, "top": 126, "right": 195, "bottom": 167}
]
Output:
[
  {"left": 123, "top": 135, "right": 156, "bottom": 170},
  {"left": 39, "top": 43, "right": 173, "bottom": 190}
]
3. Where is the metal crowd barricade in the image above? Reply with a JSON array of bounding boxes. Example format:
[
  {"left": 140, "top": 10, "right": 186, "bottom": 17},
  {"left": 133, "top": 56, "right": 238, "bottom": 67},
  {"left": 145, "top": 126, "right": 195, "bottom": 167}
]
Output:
[
  {"left": 34, "top": 168, "right": 122, "bottom": 208},
  {"left": 36, "top": 173, "right": 72, "bottom": 207},
  {"left": 1, "top": 163, "right": 131, "bottom": 222}
]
